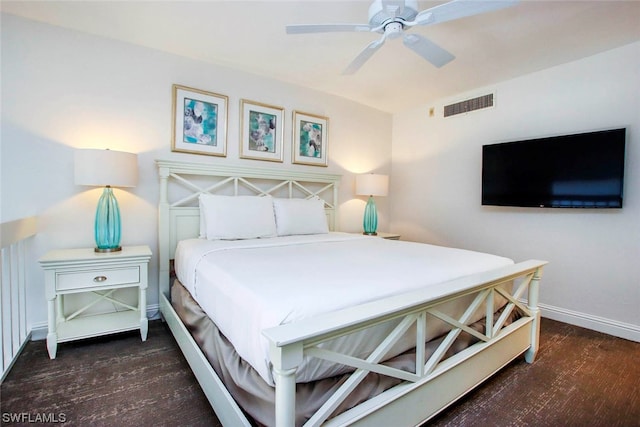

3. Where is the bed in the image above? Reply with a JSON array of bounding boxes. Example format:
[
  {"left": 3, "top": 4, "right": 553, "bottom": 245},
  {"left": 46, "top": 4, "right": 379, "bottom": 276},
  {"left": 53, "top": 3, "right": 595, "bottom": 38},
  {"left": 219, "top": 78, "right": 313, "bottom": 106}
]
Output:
[{"left": 157, "top": 159, "right": 547, "bottom": 427}]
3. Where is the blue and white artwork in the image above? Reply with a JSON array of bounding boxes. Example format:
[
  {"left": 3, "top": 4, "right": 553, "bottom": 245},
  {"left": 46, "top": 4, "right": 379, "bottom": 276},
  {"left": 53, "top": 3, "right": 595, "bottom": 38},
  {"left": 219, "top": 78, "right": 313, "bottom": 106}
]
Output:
[
  {"left": 183, "top": 98, "right": 218, "bottom": 146},
  {"left": 248, "top": 110, "right": 276, "bottom": 153},
  {"left": 299, "top": 120, "right": 322, "bottom": 158}
]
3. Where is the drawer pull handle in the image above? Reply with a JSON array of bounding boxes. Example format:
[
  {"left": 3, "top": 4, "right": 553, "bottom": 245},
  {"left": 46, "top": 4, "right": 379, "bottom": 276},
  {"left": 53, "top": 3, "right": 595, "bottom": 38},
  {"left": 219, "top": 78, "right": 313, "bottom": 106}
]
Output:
[{"left": 93, "top": 276, "right": 108, "bottom": 283}]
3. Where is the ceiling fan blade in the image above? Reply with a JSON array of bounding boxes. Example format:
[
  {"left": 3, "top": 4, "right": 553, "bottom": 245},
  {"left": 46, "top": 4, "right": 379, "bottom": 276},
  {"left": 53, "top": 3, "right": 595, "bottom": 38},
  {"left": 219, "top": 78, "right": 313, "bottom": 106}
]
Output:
[
  {"left": 402, "top": 33, "right": 455, "bottom": 68},
  {"left": 342, "top": 36, "right": 387, "bottom": 75},
  {"left": 286, "top": 23, "right": 372, "bottom": 34},
  {"left": 413, "top": 0, "right": 519, "bottom": 27}
]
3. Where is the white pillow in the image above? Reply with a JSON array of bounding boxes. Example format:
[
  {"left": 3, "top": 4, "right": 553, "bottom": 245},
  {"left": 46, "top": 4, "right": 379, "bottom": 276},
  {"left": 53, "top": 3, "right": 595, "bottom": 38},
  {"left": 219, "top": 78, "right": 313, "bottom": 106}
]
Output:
[
  {"left": 199, "top": 194, "right": 277, "bottom": 240},
  {"left": 273, "top": 197, "right": 329, "bottom": 236}
]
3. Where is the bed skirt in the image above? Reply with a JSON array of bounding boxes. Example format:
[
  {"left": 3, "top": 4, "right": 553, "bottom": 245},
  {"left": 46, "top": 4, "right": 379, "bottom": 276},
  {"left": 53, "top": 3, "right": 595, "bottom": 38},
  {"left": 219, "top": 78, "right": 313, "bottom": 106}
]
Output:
[{"left": 171, "top": 279, "right": 518, "bottom": 426}]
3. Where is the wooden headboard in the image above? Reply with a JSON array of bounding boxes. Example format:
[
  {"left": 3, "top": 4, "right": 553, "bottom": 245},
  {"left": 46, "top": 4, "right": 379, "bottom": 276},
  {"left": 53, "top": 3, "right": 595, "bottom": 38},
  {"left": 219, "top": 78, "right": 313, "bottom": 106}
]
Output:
[{"left": 156, "top": 159, "right": 342, "bottom": 297}]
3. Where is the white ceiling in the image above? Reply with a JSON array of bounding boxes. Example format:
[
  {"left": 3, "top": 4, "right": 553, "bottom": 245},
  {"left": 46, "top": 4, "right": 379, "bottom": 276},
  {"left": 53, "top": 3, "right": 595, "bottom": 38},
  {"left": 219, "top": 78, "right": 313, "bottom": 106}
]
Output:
[{"left": 3, "top": 1, "right": 640, "bottom": 113}]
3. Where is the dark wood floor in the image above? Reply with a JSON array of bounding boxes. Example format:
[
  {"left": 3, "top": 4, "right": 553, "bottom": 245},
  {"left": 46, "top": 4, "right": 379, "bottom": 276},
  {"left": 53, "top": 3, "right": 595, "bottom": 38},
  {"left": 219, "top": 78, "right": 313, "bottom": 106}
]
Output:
[{"left": 1, "top": 318, "right": 639, "bottom": 426}]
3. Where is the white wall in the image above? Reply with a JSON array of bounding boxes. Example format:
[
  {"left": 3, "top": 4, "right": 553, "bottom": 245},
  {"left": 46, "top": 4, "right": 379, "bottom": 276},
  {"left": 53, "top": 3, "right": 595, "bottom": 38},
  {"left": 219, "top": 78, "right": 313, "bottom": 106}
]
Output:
[
  {"left": 0, "top": 14, "right": 392, "bottom": 332},
  {"left": 391, "top": 41, "right": 640, "bottom": 340},
  {"left": 4, "top": 13, "right": 637, "bottom": 342}
]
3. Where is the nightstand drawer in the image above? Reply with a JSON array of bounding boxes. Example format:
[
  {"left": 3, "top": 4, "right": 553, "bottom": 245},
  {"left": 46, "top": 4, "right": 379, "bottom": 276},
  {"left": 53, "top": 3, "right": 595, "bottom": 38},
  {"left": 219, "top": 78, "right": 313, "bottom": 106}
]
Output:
[{"left": 57, "top": 266, "right": 140, "bottom": 291}]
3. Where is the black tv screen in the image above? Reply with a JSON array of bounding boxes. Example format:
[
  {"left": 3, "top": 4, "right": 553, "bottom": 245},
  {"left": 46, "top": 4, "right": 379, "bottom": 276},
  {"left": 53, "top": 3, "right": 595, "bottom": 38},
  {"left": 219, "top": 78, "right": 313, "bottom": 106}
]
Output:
[{"left": 482, "top": 128, "right": 626, "bottom": 208}]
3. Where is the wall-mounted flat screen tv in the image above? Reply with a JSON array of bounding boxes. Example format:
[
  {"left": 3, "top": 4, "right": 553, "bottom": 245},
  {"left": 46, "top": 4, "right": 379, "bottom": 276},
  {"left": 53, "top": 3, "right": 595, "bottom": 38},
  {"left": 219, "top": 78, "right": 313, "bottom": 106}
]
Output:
[{"left": 482, "top": 128, "right": 626, "bottom": 208}]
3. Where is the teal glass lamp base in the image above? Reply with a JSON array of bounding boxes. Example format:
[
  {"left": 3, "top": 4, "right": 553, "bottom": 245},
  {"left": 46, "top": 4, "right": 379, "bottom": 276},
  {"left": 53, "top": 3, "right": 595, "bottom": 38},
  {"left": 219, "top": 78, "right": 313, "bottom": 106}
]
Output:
[
  {"left": 362, "top": 196, "right": 378, "bottom": 236},
  {"left": 94, "top": 186, "right": 122, "bottom": 253}
]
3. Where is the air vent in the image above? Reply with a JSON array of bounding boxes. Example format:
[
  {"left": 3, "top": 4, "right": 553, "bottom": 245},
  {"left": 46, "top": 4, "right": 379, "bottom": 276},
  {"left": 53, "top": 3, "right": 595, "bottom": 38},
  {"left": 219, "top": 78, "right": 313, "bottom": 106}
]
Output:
[{"left": 444, "top": 93, "right": 494, "bottom": 117}]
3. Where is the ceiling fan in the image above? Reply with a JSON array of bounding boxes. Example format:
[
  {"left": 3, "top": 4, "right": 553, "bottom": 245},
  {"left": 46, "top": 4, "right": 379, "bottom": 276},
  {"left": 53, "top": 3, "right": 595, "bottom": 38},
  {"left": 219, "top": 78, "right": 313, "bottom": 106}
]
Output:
[{"left": 286, "top": 0, "right": 519, "bottom": 75}]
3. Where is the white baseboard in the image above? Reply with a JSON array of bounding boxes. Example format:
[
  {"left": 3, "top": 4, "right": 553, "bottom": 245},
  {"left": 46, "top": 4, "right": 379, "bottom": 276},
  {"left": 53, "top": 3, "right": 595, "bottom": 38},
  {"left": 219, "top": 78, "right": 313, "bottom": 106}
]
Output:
[
  {"left": 538, "top": 302, "right": 640, "bottom": 343},
  {"left": 30, "top": 325, "right": 47, "bottom": 341},
  {"left": 29, "top": 304, "right": 161, "bottom": 341}
]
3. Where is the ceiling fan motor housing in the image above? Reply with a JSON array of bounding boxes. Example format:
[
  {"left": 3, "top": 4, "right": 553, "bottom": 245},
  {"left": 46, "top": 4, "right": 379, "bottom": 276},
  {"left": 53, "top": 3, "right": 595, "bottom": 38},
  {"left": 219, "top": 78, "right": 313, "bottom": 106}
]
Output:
[{"left": 368, "top": 0, "right": 419, "bottom": 26}]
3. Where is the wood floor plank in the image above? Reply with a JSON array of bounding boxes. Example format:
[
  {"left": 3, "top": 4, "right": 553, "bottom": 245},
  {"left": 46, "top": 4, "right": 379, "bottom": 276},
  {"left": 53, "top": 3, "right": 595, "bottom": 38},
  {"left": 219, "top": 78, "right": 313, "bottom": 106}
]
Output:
[
  {"left": 1, "top": 321, "right": 220, "bottom": 427},
  {"left": 1, "top": 319, "right": 638, "bottom": 426}
]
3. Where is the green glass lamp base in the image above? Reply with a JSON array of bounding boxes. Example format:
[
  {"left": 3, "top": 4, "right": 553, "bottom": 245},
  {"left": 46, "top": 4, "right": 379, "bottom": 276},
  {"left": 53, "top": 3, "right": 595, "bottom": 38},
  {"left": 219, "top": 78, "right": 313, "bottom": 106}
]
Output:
[
  {"left": 362, "top": 196, "right": 378, "bottom": 235},
  {"left": 94, "top": 186, "right": 122, "bottom": 253}
]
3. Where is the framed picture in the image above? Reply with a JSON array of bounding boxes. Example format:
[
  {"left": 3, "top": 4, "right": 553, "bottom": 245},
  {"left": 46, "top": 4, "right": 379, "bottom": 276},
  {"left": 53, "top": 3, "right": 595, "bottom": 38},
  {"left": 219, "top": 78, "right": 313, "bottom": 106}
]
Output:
[
  {"left": 292, "top": 111, "right": 329, "bottom": 167},
  {"left": 239, "top": 99, "right": 284, "bottom": 162},
  {"left": 171, "top": 84, "right": 228, "bottom": 157}
]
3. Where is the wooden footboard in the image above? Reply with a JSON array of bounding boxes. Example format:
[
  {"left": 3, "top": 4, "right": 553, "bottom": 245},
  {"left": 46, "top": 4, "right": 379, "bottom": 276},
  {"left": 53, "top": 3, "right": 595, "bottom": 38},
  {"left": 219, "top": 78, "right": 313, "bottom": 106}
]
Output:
[{"left": 263, "top": 260, "right": 546, "bottom": 427}]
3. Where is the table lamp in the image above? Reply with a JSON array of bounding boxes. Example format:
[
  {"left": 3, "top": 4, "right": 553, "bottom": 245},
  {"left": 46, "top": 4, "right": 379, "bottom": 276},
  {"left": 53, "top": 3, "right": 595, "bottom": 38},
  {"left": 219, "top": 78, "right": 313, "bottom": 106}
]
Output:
[
  {"left": 74, "top": 149, "right": 138, "bottom": 252},
  {"left": 355, "top": 173, "right": 389, "bottom": 235}
]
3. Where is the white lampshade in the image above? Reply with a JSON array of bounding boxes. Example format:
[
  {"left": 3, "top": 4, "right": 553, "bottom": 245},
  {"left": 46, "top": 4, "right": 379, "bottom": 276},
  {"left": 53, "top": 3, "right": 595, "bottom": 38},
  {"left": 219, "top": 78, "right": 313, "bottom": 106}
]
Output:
[
  {"left": 74, "top": 149, "right": 138, "bottom": 188},
  {"left": 356, "top": 174, "right": 389, "bottom": 197}
]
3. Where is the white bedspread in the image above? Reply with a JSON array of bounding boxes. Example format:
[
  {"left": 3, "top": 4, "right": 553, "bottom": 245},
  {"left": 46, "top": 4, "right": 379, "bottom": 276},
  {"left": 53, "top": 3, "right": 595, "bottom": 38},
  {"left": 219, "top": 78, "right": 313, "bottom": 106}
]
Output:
[{"left": 175, "top": 232, "right": 513, "bottom": 385}]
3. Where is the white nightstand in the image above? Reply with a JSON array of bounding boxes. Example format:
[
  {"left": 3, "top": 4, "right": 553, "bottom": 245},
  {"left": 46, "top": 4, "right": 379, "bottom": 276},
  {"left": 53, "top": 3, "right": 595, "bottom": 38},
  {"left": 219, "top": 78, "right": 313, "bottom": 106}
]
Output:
[{"left": 39, "top": 245, "right": 152, "bottom": 359}]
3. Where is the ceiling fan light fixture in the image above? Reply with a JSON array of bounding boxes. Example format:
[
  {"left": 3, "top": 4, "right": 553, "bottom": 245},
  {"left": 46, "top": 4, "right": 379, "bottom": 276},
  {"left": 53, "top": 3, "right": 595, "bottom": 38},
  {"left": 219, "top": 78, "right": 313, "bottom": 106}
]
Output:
[{"left": 384, "top": 22, "right": 404, "bottom": 38}]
